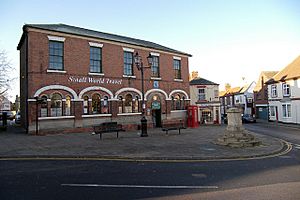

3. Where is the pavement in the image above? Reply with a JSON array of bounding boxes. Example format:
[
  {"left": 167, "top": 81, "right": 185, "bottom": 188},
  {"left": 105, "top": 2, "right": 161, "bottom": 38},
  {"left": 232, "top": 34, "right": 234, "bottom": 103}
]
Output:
[{"left": 0, "top": 123, "right": 289, "bottom": 161}]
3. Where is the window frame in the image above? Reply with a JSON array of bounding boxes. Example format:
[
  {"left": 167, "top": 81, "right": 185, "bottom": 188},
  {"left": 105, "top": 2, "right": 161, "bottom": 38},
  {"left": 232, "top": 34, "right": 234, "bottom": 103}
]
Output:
[
  {"left": 151, "top": 55, "right": 160, "bottom": 78},
  {"left": 49, "top": 40, "right": 64, "bottom": 70},
  {"left": 198, "top": 88, "right": 206, "bottom": 101},
  {"left": 282, "top": 83, "right": 290, "bottom": 97},
  {"left": 123, "top": 51, "right": 134, "bottom": 76},
  {"left": 271, "top": 85, "right": 277, "bottom": 97},
  {"left": 282, "top": 104, "right": 291, "bottom": 118},
  {"left": 89, "top": 46, "right": 102, "bottom": 73},
  {"left": 173, "top": 59, "right": 181, "bottom": 79}
]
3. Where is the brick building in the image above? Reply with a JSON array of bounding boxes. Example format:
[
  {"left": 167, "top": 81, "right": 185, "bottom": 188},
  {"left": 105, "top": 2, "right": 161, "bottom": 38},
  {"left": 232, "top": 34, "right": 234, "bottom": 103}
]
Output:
[{"left": 17, "top": 24, "right": 191, "bottom": 134}]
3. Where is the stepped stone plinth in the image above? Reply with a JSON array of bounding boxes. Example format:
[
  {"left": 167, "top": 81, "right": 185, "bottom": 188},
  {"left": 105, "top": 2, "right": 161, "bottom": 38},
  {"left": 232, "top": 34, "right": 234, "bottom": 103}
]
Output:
[{"left": 216, "top": 108, "right": 261, "bottom": 148}]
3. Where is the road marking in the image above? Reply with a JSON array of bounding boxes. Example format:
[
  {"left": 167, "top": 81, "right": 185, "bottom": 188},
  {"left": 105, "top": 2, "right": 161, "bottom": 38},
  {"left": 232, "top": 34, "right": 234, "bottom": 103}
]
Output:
[{"left": 61, "top": 183, "right": 218, "bottom": 189}]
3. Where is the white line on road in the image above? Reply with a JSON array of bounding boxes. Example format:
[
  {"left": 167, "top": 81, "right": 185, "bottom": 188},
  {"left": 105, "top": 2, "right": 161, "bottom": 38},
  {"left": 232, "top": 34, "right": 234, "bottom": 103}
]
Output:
[{"left": 61, "top": 183, "right": 218, "bottom": 189}]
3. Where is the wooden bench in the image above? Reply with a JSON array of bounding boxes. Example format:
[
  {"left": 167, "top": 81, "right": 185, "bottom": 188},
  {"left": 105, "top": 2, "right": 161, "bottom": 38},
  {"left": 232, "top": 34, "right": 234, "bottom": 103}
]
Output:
[
  {"left": 161, "top": 122, "right": 186, "bottom": 135},
  {"left": 93, "top": 122, "right": 125, "bottom": 140}
]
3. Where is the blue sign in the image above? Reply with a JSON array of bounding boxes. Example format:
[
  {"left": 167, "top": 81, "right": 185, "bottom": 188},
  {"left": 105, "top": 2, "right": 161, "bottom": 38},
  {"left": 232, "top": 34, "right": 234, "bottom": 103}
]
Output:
[{"left": 153, "top": 81, "right": 159, "bottom": 88}]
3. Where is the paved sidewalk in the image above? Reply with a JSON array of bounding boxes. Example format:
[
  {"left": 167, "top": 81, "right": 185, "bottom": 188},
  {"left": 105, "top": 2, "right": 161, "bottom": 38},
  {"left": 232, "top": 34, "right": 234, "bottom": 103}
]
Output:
[{"left": 0, "top": 125, "right": 285, "bottom": 160}]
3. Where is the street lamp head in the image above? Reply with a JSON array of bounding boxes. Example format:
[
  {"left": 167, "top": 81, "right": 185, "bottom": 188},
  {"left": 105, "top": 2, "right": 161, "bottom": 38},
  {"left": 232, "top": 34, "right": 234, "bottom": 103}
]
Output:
[
  {"left": 147, "top": 53, "right": 153, "bottom": 67},
  {"left": 134, "top": 52, "right": 141, "bottom": 69}
]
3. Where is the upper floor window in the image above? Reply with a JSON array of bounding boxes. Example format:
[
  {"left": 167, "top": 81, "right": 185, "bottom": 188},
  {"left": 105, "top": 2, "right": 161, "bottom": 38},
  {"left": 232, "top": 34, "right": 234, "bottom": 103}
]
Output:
[
  {"left": 198, "top": 89, "right": 206, "bottom": 101},
  {"left": 214, "top": 90, "right": 219, "bottom": 98},
  {"left": 49, "top": 41, "right": 64, "bottom": 70},
  {"left": 173, "top": 59, "right": 181, "bottom": 79},
  {"left": 151, "top": 56, "right": 160, "bottom": 77},
  {"left": 124, "top": 51, "right": 133, "bottom": 76},
  {"left": 282, "top": 83, "right": 290, "bottom": 97},
  {"left": 271, "top": 85, "right": 277, "bottom": 97},
  {"left": 90, "top": 46, "right": 102, "bottom": 73}
]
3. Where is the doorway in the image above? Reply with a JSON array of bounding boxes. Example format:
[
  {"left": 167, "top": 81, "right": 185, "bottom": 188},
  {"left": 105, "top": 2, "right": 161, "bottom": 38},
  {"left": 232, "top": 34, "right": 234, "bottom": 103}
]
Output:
[{"left": 152, "top": 108, "right": 162, "bottom": 127}]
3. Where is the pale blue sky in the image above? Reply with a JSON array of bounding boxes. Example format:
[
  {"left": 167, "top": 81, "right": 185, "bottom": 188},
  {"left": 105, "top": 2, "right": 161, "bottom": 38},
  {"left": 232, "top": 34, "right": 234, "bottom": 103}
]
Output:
[{"left": 1, "top": 0, "right": 300, "bottom": 100}]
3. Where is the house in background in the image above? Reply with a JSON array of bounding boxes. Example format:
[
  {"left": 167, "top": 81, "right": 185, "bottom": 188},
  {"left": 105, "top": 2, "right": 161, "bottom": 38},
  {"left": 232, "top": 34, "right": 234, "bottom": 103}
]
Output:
[
  {"left": 234, "top": 81, "right": 256, "bottom": 115},
  {"left": 190, "top": 77, "right": 221, "bottom": 124},
  {"left": 266, "top": 55, "right": 300, "bottom": 124},
  {"left": 253, "top": 71, "right": 278, "bottom": 120},
  {"left": 0, "top": 96, "right": 11, "bottom": 111},
  {"left": 219, "top": 86, "right": 242, "bottom": 116}
]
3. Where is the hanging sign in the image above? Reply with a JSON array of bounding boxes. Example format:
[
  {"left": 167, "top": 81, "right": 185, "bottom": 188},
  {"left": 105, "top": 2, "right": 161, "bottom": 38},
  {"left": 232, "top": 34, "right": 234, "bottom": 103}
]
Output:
[{"left": 151, "top": 101, "right": 161, "bottom": 109}]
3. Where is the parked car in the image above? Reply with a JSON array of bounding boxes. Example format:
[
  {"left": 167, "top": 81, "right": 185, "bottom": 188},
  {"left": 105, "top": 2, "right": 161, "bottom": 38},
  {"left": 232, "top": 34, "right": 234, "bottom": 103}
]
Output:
[
  {"left": 15, "top": 111, "right": 21, "bottom": 124},
  {"left": 0, "top": 111, "right": 16, "bottom": 120},
  {"left": 242, "top": 114, "right": 256, "bottom": 123}
]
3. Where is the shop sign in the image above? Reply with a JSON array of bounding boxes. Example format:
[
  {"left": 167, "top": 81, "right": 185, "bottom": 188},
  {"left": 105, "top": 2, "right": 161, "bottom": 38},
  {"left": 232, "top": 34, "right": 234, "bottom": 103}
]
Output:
[
  {"left": 151, "top": 101, "right": 161, "bottom": 109},
  {"left": 68, "top": 76, "right": 122, "bottom": 85}
]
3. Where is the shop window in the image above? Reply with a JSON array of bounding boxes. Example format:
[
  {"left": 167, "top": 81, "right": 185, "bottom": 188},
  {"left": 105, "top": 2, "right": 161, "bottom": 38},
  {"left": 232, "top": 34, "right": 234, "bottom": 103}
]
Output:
[
  {"left": 65, "top": 96, "right": 71, "bottom": 116},
  {"left": 124, "top": 94, "right": 133, "bottom": 113},
  {"left": 201, "top": 110, "right": 213, "bottom": 124},
  {"left": 50, "top": 93, "right": 62, "bottom": 117},
  {"left": 83, "top": 96, "right": 89, "bottom": 114},
  {"left": 102, "top": 96, "right": 109, "bottom": 114},
  {"left": 181, "top": 96, "right": 186, "bottom": 110},
  {"left": 134, "top": 96, "right": 139, "bottom": 113},
  {"left": 118, "top": 96, "right": 124, "bottom": 113},
  {"left": 40, "top": 95, "right": 48, "bottom": 117},
  {"left": 92, "top": 94, "right": 101, "bottom": 114},
  {"left": 172, "top": 95, "right": 181, "bottom": 110}
]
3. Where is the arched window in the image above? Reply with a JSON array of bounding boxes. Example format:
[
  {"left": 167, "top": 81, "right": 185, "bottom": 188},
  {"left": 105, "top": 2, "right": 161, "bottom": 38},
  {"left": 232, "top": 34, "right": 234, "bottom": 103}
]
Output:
[
  {"left": 171, "top": 96, "right": 175, "bottom": 110},
  {"left": 124, "top": 94, "right": 133, "bottom": 113},
  {"left": 65, "top": 96, "right": 71, "bottom": 116},
  {"left": 83, "top": 96, "right": 89, "bottom": 114},
  {"left": 40, "top": 95, "right": 48, "bottom": 117},
  {"left": 50, "top": 93, "right": 62, "bottom": 117},
  {"left": 92, "top": 94, "right": 101, "bottom": 114}
]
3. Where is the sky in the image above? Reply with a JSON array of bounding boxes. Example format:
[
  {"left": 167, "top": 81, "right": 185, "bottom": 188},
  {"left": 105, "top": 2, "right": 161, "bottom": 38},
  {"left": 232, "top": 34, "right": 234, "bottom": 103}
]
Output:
[{"left": 1, "top": 0, "right": 300, "bottom": 101}]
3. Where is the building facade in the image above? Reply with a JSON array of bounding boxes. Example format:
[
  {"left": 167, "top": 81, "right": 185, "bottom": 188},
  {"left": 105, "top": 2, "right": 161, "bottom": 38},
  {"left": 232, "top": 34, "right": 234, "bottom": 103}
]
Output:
[
  {"left": 190, "top": 77, "right": 221, "bottom": 124},
  {"left": 253, "top": 71, "right": 278, "bottom": 120},
  {"left": 267, "top": 55, "right": 300, "bottom": 124},
  {"left": 233, "top": 81, "right": 256, "bottom": 115},
  {"left": 17, "top": 24, "right": 191, "bottom": 134}
]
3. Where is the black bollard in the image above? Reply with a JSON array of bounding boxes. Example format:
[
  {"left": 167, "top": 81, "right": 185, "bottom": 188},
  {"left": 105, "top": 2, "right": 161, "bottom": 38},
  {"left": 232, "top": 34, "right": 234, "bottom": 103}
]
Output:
[{"left": 140, "top": 116, "right": 148, "bottom": 137}]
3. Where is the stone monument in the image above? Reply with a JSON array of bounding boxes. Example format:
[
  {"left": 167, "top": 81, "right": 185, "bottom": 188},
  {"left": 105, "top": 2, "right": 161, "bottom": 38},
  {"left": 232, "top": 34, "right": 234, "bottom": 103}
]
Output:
[{"left": 216, "top": 108, "right": 261, "bottom": 148}]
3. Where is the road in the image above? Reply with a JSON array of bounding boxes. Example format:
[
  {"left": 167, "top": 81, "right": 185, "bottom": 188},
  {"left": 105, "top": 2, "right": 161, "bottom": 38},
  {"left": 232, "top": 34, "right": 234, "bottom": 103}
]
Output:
[{"left": 1, "top": 123, "right": 300, "bottom": 200}]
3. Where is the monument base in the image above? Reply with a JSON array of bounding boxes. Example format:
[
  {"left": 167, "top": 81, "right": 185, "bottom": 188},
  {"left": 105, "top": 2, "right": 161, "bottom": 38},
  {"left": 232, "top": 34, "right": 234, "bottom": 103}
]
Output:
[{"left": 215, "top": 129, "right": 261, "bottom": 148}]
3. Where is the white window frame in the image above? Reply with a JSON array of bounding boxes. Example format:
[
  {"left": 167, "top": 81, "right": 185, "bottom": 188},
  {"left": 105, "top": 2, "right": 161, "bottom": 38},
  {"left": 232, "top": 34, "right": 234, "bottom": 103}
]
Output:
[
  {"left": 198, "top": 88, "right": 206, "bottom": 101},
  {"left": 282, "top": 83, "right": 290, "bottom": 97},
  {"left": 271, "top": 85, "right": 277, "bottom": 97},
  {"left": 270, "top": 106, "right": 276, "bottom": 117},
  {"left": 282, "top": 104, "right": 291, "bottom": 118}
]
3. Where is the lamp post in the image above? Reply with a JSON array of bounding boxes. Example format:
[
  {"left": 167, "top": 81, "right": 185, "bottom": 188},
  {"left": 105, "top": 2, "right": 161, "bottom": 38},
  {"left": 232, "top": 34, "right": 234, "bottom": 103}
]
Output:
[
  {"left": 134, "top": 52, "right": 153, "bottom": 137},
  {"left": 34, "top": 96, "right": 45, "bottom": 135}
]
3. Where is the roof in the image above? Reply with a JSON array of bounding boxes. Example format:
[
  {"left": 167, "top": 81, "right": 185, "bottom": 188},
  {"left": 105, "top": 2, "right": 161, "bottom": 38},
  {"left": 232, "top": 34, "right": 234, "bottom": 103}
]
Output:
[
  {"left": 219, "top": 91, "right": 227, "bottom": 97},
  {"left": 189, "top": 77, "right": 219, "bottom": 85},
  {"left": 267, "top": 55, "right": 300, "bottom": 84},
  {"left": 228, "top": 87, "right": 242, "bottom": 94},
  {"left": 18, "top": 23, "right": 192, "bottom": 57},
  {"left": 253, "top": 71, "right": 278, "bottom": 91}
]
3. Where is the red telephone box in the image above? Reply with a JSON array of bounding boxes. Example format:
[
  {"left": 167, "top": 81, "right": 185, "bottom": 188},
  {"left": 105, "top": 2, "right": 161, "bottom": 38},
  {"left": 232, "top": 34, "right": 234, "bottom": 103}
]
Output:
[{"left": 187, "top": 105, "right": 199, "bottom": 128}]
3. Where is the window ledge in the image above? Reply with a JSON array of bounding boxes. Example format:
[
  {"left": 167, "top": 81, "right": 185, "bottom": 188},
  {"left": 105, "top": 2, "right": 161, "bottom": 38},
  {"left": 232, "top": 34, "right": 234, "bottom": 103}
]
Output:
[
  {"left": 123, "top": 75, "right": 136, "bottom": 78},
  {"left": 47, "top": 69, "right": 67, "bottom": 73},
  {"left": 151, "top": 77, "right": 162, "bottom": 80},
  {"left": 117, "top": 112, "right": 142, "bottom": 116},
  {"left": 88, "top": 72, "right": 104, "bottom": 76},
  {"left": 38, "top": 116, "right": 75, "bottom": 120},
  {"left": 171, "top": 110, "right": 187, "bottom": 113},
  {"left": 82, "top": 114, "right": 112, "bottom": 118},
  {"left": 174, "top": 79, "right": 183, "bottom": 82}
]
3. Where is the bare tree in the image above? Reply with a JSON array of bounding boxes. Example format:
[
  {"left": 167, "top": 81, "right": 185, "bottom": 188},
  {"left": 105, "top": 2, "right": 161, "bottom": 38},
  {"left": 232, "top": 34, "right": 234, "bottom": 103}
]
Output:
[{"left": 0, "top": 49, "right": 13, "bottom": 96}]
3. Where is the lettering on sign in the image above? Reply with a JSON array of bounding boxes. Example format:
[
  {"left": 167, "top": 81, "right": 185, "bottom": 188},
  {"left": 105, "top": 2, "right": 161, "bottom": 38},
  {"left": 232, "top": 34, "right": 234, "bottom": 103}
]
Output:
[{"left": 68, "top": 76, "right": 122, "bottom": 85}]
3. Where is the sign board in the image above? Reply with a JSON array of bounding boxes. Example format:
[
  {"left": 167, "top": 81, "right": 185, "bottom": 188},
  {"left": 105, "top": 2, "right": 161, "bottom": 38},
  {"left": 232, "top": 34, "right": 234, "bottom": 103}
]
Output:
[{"left": 151, "top": 101, "right": 161, "bottom": 110}]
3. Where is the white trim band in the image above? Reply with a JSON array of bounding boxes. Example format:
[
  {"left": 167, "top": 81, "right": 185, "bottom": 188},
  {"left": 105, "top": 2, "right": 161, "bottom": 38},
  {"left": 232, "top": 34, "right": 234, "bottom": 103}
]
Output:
[
  {"left": 88, "top": 72, "right": 104, "bottom": 76},
  {"left": 47, "top": 69, "right": 67, "bottom": 73},
  {"left": 150, "top": 52, "right": 160, "bottom": 56},
  {"left": 117, "top": 113, "right": 142, "bottom": 116},
  {"left": 173, "top": 56, "right": 181, "bottom": 60}
]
